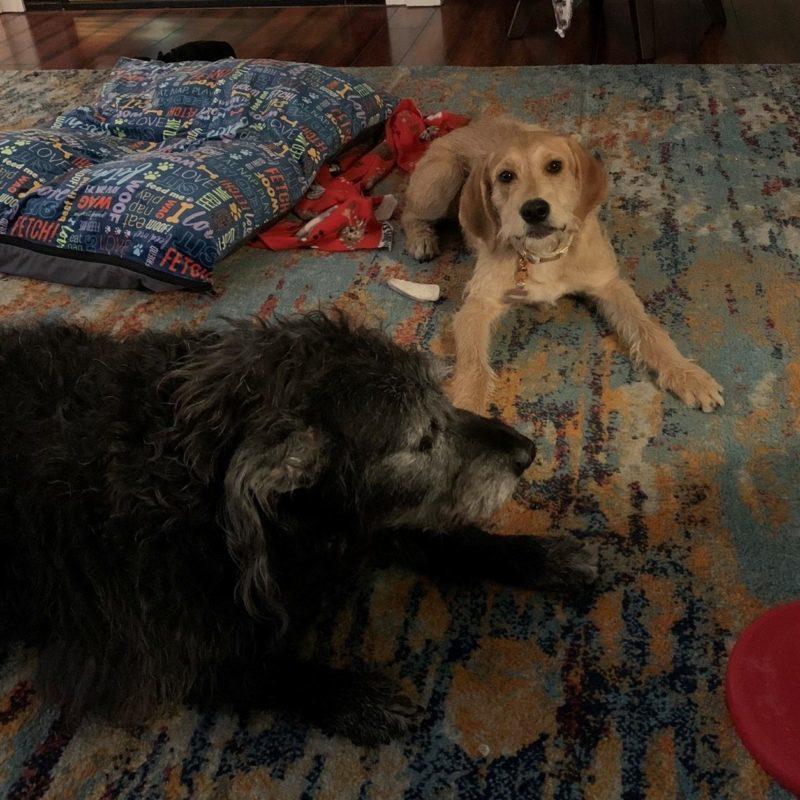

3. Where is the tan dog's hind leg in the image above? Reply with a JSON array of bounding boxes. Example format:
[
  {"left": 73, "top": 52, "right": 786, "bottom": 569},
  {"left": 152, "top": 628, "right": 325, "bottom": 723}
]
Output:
[
  {"left": 402, "top": 148, "right": 464, "bottom": 261},
  {"left": 590, "top": 278, "right": 724, "bottom": 412},
  {"left": 450, "top": 297, "right": 507, "bottom": 414}
]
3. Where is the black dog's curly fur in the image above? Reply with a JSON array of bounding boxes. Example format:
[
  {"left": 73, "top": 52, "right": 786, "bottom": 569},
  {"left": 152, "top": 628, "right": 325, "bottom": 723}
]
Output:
[{"left": 1, "top": 312, "right": 597, "bottom": 744}]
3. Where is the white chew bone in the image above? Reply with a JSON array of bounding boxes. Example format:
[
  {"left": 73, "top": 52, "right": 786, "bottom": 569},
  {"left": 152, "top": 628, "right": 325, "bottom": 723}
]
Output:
[
  {"left": 387, "top": 278, "right": 441, "bottom": 302},
  {"left": 374, "top": 195, "right": 398, "bottom": 221}
]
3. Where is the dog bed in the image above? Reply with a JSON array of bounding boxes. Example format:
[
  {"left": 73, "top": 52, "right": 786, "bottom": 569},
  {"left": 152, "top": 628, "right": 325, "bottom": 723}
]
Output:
[{"left": 0, "top": 58, "right": 395, "bottom": 291}]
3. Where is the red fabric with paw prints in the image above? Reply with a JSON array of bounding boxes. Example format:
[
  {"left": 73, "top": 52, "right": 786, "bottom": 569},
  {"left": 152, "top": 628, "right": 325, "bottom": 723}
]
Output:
[
  {"left": 251, "top": 99, "right": 469, "bottom": 252},
  {"left": 385, "top": 98, "right": 470, "bottom": 173}
]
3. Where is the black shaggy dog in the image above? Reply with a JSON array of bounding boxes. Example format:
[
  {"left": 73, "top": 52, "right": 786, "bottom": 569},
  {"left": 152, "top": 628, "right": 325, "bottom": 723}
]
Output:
[{"left": 0, "top": 312, "right": 597, "bottom": 744}]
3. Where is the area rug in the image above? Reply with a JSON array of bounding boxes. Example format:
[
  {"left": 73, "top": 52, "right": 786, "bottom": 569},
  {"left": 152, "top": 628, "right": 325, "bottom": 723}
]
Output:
[{"left": 1, "top": 64, "right": 798, "bottom": 800}]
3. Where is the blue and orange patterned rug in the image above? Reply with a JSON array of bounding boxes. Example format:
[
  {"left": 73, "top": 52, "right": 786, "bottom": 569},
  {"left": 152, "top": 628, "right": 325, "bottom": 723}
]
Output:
[{"left": 1, "top": 65, "right": 798, "bottom": 800}]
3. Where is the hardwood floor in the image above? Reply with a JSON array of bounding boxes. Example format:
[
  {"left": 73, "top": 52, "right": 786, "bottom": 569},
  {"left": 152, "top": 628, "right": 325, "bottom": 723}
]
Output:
[{"left": 0, "top": 0, "right": 798, "bottom": 70}]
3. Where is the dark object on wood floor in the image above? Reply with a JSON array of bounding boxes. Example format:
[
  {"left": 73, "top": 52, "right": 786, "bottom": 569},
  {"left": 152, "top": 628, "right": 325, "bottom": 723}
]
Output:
[
  {"left": 137, "top": 40, "right": 237, "bottom": 62},
  {"left": 159, "top": 40, "right": 236, "bottom": 62},
  {"left": 507, "top": 0, "right": 727, "bottom": 63}
]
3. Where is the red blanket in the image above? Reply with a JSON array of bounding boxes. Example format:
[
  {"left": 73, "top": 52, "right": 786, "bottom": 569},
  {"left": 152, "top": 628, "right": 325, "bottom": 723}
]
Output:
[{"left": 251, "top": 99, "right": 469, "bottom": 252}]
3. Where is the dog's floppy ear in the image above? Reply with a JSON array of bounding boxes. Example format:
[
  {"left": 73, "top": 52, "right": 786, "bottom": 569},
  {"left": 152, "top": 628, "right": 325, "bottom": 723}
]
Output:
[
  {"left": 223, "top": 424, "right": 327, "bottom": 619},
  {"left": 459, "top": 158, "right": 499, "bottom": 247},
  {"left": 169, "top": 323, "right": 329, "bottom": 620},
  {"left": 568, "top": 137, "right": 608, "bottom": 220},
  {"left": 169, "top": 322, "right": 274, "bottom": 480}
]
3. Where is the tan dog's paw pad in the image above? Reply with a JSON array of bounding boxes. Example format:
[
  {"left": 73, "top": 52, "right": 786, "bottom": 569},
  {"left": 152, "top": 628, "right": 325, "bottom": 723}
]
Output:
[
  {"left": 404, "top": 230, "right": 440, "bottom": 262},
  {"left": 660, "top": 364, "right": 724, "bottom": 412}
]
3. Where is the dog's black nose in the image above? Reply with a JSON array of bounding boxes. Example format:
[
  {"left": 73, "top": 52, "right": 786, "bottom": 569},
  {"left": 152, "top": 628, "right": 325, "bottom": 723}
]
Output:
[
  {"left": 513, "top": 439, "right": 536, "bottom": 474},
  {"left": 491, "top": 422, "right": 536, "bottom": 474},
  {"left": 520, "top": 198, "right": 550, "bottom": 224},
  {"left": 456, "top": 410, "right": 537, "bottom": 475}
]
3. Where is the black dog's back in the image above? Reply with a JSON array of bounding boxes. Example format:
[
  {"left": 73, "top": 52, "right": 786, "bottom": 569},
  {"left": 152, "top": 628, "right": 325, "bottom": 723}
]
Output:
[
  {"left": 0, "top": 323, "right": 186, "bottom": 445},
  {"left": 0, "top": 324, "right": 232, "bottom": 716},
  {"left": 0, "top": 324, "right": 192, "bottom": 536}
]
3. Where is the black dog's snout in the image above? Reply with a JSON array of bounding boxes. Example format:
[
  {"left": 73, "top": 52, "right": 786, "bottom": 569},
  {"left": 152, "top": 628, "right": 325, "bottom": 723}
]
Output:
[
  {"left": 457, "top": 410, "right": 536, "bottom": 474},
  {"left": 496, "top": 424, "right": 536, "bottom": 474},
  {"left": 512, "top": 436, "right": 536, "bottom": 474},
  {"left": 520, "top": 198, "right": 550, "bottom": 224}
]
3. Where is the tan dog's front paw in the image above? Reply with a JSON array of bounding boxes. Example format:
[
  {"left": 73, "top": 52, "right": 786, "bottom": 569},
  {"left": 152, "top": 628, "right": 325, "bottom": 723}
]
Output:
[
  {"left": 659, "top": 363, "right": 724, "bottom": 412},
  {"left": 404, "top": 228, "right": 440, "bottom": 262}
]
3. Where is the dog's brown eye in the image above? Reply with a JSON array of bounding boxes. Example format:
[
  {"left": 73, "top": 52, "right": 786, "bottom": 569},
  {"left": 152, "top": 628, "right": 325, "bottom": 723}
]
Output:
[
  {"left": 498, "top": 170, "right": 516, "bottom": 184},
  {"left": 546, "top": 160, "right": 563, "bottom": 174}
]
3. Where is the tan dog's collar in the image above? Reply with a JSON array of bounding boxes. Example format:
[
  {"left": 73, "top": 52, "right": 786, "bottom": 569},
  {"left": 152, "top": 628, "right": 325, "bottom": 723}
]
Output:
[{"left": 515, "top": 234, "right": 574, "bottom": 284}]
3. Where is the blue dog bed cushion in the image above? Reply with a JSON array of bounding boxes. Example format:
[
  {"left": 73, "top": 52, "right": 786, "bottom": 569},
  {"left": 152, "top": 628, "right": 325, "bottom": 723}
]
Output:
[{"left": 0, "top": 58, "right": 395, "bottom": 291}]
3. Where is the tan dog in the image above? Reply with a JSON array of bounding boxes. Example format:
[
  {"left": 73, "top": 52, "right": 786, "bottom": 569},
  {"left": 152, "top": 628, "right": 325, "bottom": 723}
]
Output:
[{"left": 402, "top": 116, "right": 724, "bottom": 414}]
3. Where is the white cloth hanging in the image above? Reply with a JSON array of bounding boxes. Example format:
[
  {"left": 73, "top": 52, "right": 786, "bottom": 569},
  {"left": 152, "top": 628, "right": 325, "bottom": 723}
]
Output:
[{"left": 552, "top": 0, "right": 576, "bottom": 37}]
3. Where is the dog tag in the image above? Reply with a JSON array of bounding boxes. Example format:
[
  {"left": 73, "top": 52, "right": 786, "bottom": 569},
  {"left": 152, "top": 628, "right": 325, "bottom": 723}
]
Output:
[{"left": 387, "top": 278, "right": 441, "bottom": 302}]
